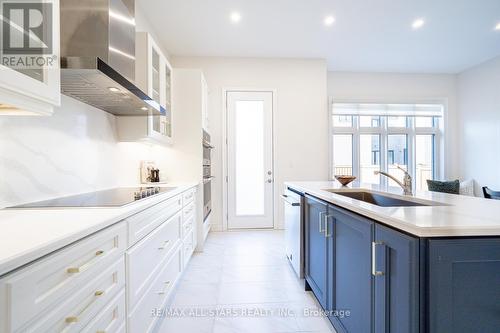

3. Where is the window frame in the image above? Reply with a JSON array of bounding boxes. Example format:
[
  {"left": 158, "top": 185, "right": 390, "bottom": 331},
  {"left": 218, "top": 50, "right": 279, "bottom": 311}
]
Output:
[{"left": 330, "top": 102, "right": 443, "bottom": 190}]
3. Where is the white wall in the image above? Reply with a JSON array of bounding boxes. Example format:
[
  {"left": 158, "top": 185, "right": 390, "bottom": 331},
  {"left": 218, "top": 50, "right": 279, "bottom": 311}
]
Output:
[
  {"left": 327, "top": 72, "right": 459, "bottom": 179},
  {"left": 172, "top": 57, "right": 329, "bottom": 231},
  {"left": 458, "top": 55, "right": 500, "bottom": 195}
]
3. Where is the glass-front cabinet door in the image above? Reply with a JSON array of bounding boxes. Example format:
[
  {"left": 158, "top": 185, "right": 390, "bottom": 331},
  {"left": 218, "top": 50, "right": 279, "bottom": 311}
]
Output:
[
  {"left": 0, "top": 0, "right": 61, "bottom": 115},
  {"left": 147, "top": 39, "right": 172, "bottom": 145},
  {"left": 162, "top": 59, "right": 172, "bottom": 139}
]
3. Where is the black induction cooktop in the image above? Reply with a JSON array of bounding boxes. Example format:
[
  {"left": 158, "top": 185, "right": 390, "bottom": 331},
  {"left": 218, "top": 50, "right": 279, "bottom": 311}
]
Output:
[{"left": 8, "top": 187, "right": 176, "bottom": 209}]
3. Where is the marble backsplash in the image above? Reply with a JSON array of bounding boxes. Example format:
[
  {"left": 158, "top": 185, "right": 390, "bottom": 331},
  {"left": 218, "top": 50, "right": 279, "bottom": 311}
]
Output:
[{"left": 0, "top": 96, "right": 173, "bottom": 208}]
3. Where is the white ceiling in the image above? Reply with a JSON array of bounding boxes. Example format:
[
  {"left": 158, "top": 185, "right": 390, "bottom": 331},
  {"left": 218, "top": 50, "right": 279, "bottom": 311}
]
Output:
[{"left": 138, "top": 0, "right": 500, "bottom": 73}]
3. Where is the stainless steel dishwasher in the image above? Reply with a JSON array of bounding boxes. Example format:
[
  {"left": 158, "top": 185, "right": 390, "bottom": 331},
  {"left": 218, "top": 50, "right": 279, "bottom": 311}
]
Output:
[{"left": 282, "top": 188, "right": 303, "bottom": 278}]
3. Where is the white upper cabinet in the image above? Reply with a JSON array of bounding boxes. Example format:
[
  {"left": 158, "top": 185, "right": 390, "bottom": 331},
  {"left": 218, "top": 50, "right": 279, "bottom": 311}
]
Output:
[
  {"left": 117, "top": 32, "right": 172, "bottom": 145},
  {"left": 0, "top": 0, "right": 61, "bottom": 116}
]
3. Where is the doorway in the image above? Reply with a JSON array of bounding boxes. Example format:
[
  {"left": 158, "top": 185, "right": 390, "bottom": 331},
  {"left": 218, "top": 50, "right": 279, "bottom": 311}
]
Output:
[{"left": 226, "top": 91, "right": 274, "bottom": 229}]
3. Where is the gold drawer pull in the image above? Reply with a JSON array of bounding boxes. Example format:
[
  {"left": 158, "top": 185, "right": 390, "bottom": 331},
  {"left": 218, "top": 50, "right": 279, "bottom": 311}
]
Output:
[
  {"left": 64, "top": 290, "right": 105, "bottom": 326},
  {"left": 157, "top": 281, "right": 171, "bottom": 295},
  {"left": 158, "top": 240, "right": 170, "bottom": 250},
  {"left": 67, "top": 250, "right": 105, "bottom": 274}
]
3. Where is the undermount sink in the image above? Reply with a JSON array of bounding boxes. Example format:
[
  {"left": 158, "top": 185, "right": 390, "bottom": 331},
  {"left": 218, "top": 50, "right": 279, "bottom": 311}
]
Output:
[{"left": 324, "top": 190, "right": 440, "bottom": 207}]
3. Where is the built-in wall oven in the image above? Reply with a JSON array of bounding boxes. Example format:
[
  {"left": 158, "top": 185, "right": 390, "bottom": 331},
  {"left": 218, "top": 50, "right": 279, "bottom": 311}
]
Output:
[{"left": 203, "top": 130, "right": 214, "bottom": 222}]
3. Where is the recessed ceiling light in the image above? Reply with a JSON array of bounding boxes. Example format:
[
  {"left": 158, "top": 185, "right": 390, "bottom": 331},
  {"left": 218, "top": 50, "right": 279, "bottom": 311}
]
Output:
[
  {"left": 324, "top": 16, "right": 335, "bottom": 26},
  {"left": 108, "top": 87, "right": 121, "bottom": 93},
  {"left": 141, "top": 107, "right": 148, "bottom": 111},
  {"left": 230, "top": 12, "right": 241, "bottom": 23},
  {"left": 412, "top": 18, "right": 425, "bottom": 30},
  {"left": 495, "top": 22, "right": 500, "bottom": 31}
]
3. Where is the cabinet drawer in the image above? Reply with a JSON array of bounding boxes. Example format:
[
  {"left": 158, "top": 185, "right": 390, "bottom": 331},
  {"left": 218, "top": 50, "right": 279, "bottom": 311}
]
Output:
[
  {"left": 1, "top": 223, "right": 126, "bottom": 332},
  {"left": 23, "top": 257, "right": 125, "bottom": 333},
  {"left": 182, "top": 214, "right": 195, "bottom": 238},
  {"left": 128, "top": 246, "right": 182, "bottom": 333},
  {"left": 127, "top": 195, "right": 182, "bottom": 245},
  {"left": 82, "top": 288, "right": 126, "bottom": 333},
  {"left": 126, "top": 211, "right": 182, "bottom": 308},
  {"left": 183, "top": 230, "right": 195, "bottom": 268},
  {"left": 183, "top": 201, "right": 196, "bottom": 222},
  {"left": 182, "top": 188, "right": 196, "bottom": 205}
]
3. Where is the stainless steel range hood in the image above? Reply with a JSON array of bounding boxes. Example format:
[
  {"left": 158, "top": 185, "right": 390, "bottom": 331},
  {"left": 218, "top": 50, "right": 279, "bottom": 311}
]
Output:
[{"left": 60, "top": 0, "right": 165, "bottom": 116}]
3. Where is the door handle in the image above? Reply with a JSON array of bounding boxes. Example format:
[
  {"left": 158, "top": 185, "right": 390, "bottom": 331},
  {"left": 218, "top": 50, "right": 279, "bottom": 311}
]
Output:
[
  {"left": 324, "top": 215, "right": 333, "bottom": 237},
  {"left": 318, "top": 211, "right": 325, "bottom": 233},
  {"left": 372, "top": 241, "right": 385, "bottom": 276}
]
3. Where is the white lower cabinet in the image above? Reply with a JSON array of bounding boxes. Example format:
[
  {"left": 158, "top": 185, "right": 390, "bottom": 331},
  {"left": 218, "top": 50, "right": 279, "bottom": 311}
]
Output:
[
  {"left": 126, "top": 211, "right": 182, "bottom": 308},
  {"left": 25, "top": 258, "right": 125, "bottom": 332},
  {"left": 82, "top": 289, "right": 126, "bottom": 333},
  {"left": 182, "top": 230, "right": 195, "bottom": 268},
  {"left": 0, "top": 223, "right": 127, "bottom": 333},
  {"left": 127, "top": 246, "right": 182, "bottom": 333},
  {"left": 0, "top": 186, "right": 198, "bottom": 333}
]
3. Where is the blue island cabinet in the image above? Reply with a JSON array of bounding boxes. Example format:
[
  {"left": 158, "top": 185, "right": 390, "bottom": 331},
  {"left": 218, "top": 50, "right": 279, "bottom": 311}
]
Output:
[
  {"left": 303, "top": 194, "right": 500, "bottom": 333},
  {"left": 428, "top": 238, "right": 500, "bottom": 333},
  {"left": 304, "top": 195, "right": 329, "bottom": 308},
  {"left": 373, "top": 224, "right": 420, "bottom": 333},
  {"left": 327, "top": 205, "right": 373, "bottom": 333}
]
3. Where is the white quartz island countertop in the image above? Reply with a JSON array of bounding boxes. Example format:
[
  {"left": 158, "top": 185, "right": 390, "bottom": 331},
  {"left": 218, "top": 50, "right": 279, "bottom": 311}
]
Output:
[
  {"left": 0, "top": 183, "right": 198, "bottom": 277},
  {"left": 285, "top": 181, "right": 500, "bottom": 238}
]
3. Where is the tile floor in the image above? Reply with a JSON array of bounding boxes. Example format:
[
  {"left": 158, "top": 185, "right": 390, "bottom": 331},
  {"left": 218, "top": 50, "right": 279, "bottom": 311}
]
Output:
[{"left": 157, "top": 231, "right": 336, "bottom": 333}]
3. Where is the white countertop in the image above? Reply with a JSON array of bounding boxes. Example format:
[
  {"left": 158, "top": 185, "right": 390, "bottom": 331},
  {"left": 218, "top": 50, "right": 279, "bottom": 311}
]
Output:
[
  {"left": 285, "top": 181, "right": 500, "bottom": 237},
  {"left": 0, "top": 183, "right": 198, "bottom": 277}
]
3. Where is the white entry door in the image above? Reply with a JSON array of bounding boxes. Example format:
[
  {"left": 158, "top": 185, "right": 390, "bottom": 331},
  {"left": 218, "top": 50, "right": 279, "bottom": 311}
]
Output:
[{"left": 227, "top": 91, "right": 274, "bottom": 229}]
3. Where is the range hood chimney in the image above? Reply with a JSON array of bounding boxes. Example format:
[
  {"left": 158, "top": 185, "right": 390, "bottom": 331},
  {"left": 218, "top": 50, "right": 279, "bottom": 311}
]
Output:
[{"left": 60, "top": 0, "right": 164, "bottom": 116}]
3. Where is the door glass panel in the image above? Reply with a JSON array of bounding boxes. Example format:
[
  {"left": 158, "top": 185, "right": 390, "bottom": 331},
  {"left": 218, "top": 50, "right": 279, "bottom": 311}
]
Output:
[
  {"left": 416, "top": 135, "right": 435, "bottom": 191},
  {"left": 333, "top": 135, "right": 353, "bottom": 177},
  {"left": 235, "top": 100, "right": 265, "bottom": 215},
  {"left": 360, "top": 135, "right": 380, "bottom": 184},
  {"left": 387, "top": 135, "right": 408, "bottom": 187}
]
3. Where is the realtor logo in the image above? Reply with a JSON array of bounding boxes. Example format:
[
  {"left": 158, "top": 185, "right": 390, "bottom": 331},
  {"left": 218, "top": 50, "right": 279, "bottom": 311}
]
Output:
[
  {"left": 0, "top": 1, "right": 56, "bottom": 69},
  {"left": 1, "top": 1, "right": 53, "bottom": 54}
]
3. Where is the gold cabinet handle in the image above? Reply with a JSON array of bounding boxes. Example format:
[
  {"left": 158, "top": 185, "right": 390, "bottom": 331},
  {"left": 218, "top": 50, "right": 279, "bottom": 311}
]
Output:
[
  {"left": 67, "top": 250, "right": 105, "bottom": 273},
  {"left": 65, "top": 290, "right": 105, "bottom": 325},
  {"left": 158, "top": 240, "right": 170, "bottom": 250},
  {"left": 157, "top": 281, "right": 171, "bottom": 295}
]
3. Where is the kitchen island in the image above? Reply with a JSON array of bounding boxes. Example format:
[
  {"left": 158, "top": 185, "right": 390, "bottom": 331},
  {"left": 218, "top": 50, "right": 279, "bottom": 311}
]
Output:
[{"left": 285, "top": 181, "right": 500, "bottom": 333}]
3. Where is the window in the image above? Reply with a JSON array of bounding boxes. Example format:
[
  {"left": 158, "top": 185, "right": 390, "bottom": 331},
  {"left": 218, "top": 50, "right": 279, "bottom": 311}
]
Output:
[{"left": 331, "top": 103, "right": 443, "bottom": 191}]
